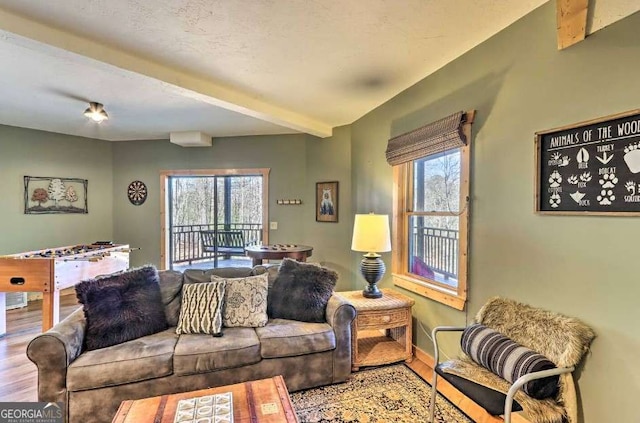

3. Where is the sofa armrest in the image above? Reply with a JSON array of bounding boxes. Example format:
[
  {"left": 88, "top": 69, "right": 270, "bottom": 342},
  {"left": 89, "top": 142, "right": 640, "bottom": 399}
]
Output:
[
  {"left": 26, "top": 308, "right": 86, "bottom": 402},
  {"left": 325, "top": 294, "right": 356, "bottom": 383},
  {"left": 325, "top": 294, "right": 356, "bottom": 328}
]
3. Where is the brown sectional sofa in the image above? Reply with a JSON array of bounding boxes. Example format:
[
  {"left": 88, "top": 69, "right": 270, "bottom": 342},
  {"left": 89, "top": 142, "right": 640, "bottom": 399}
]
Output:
[{"left": 27, "top": 265, "right": 356, "bottom": 423}]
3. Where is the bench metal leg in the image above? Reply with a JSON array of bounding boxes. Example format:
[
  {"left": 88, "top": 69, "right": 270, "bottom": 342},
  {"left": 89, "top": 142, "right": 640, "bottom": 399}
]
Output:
[
  {"left": 428, "top": 326, "right": 466, "bottom": 423},
  {"left": 429, "top": 370, "right": 438, "bottom": 422}
]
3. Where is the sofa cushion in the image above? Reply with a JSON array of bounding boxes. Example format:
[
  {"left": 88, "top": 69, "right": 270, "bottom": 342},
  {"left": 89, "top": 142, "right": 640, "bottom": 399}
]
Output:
[
  {"left": 212, "top": 273, "right": 269, "bottom": 328},
  {"left": 255, "top": 319, "right": 336, "bottom": 358},
  {"left": 183, "top": 267, "right": 254, "bottom": 284},
  {"left": 158, "top": 270, "right": 184, "bottom": 326},
  {"left": 461, "top": 323, "right": 559, "bottom": 399},
  {"left": 75, "top": 265, "right": 169, "bottom": 351},
  {"left": 435, "top": 365, "right": 523, "bottom": 415},
  {"left": 176, "top": 281, "right": 226, "bottom": 335},
  {"left": 268, "top": 259, "right": 337, "bottom": 322},
  {"left": 67, "top": 328, "right": 178, "bottom": 391},
  {"left": 173, "top": 327, "right": 261, "bottom": 376},
  {"left": 251, "top": 264, "right": 280, "bottom": 289}
]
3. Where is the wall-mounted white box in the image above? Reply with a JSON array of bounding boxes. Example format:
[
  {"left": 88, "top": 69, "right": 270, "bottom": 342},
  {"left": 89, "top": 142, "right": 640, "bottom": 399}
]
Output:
[{"left": 170, "top": 131, "right": 212, "bottom": 147}]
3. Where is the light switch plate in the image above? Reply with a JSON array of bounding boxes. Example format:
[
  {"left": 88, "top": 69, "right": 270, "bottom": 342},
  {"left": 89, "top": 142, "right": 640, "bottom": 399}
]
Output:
[{"left": 269, "top": 221, "right": 278, "bottom": 230}]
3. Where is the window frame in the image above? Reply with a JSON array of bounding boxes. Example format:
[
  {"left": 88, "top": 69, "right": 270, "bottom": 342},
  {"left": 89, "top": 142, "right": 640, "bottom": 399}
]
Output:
[{"left": 392, "top": 111, "right": 474, "bottom": 310}]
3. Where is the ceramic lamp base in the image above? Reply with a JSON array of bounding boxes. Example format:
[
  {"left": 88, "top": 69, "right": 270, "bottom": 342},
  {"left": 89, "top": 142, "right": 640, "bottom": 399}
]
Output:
[{"left": 360, "top": 254, "right": 385, "bottom": 299}]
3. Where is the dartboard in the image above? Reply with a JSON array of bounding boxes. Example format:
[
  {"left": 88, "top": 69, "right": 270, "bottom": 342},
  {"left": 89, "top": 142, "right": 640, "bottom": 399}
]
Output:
[{"left": 127, "top": 180, "right": 147, "bottom": 205}]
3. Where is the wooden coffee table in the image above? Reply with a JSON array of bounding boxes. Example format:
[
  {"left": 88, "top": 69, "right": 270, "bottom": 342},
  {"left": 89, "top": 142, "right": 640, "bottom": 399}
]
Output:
[{"left": 112, "top": 376, "right": 298, "bottom": 423}]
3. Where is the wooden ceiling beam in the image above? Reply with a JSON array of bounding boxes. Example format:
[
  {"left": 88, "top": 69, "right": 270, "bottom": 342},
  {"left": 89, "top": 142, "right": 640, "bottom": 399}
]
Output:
[{"left": 557, "top": 0, "right": 589, "bottom": 50}]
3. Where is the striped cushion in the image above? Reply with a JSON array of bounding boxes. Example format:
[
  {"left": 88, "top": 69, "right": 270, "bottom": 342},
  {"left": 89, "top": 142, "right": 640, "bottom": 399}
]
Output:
[
  {"left": 176, "top": 281, "right": 226, "bottom": 335},
  {"left": 461, "top": 323, "right": 559, "bottom": 399}
]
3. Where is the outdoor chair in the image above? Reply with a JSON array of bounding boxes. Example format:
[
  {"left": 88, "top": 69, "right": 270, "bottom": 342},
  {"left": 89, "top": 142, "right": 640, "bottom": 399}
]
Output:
[{"left": 428, "top": 297, "right": 595, "bottom": 423}]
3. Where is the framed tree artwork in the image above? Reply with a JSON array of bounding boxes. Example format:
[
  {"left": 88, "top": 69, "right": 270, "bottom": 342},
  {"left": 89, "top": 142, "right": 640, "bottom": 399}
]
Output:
[
  {"left": 24, "top": 176, "right": 88, "bottom": 214},
  {"left": 316, "top": 181, "right": 339, "bottom": 222}
]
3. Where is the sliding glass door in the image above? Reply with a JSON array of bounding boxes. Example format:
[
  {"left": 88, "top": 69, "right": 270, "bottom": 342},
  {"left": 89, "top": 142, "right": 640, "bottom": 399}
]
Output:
[{"left": 161, "top": 169, "right": 269, "bottom": 270}]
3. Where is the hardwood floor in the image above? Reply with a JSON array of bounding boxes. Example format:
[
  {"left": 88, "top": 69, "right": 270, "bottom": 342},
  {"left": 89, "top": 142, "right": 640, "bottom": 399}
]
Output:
[
  {"left": 0, "top": 297, "right": 528, "bottom": 422},
  {"left": 0, "top": 294, "right": 80, "bottom": 401}
]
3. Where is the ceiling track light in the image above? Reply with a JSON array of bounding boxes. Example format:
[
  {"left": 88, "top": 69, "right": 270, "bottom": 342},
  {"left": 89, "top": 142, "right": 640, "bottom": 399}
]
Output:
[{"left": 84, "top": 102, "right": 109, "bottom": 123}]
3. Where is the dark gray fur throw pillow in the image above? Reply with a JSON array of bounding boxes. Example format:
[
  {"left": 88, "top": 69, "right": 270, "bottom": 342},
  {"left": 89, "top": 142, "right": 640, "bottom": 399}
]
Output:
[
  {"left": 75, "top": 265, "right": 168, "bottom": 351},
  {"left": 268, "top": 259, "right": 337, "bottom": 322}
]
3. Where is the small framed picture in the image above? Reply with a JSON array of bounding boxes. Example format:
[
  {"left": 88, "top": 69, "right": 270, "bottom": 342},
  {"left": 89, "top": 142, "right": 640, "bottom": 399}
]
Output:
[{"left": 316, "top": 181, "right": 339, "bottom": 222}]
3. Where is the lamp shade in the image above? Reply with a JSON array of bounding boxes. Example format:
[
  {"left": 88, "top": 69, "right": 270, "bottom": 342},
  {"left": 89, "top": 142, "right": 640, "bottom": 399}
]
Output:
[{"left": 351, "top": 214, "right": 391, "bottom": 253}]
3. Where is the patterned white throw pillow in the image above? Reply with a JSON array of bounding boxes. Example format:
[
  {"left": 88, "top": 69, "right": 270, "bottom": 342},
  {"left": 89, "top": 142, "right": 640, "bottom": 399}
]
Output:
[
  {"left": 211, "top": 273, "right": 269, "bottom": 328},
  {"left": 176, "top": 281, "right": 226, "bottom": 335}
]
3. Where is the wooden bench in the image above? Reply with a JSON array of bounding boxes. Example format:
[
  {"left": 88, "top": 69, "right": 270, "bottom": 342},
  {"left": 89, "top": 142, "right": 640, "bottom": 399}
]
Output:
[{"left": 200, "top": 230, "right": 247, "bottom": 256}]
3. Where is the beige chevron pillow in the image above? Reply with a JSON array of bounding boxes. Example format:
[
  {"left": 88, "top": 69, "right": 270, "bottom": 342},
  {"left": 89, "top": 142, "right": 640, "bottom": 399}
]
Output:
[
  {"left": 211, "top": 273, "right": 269, "bottom": 328},
  {"left": 176, "top": 280, "right": 226, "bottom": 335}
]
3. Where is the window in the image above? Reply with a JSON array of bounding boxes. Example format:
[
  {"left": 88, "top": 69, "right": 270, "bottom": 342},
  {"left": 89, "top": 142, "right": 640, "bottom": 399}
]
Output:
[{"left": 390, "top": 111, "right": 473, "bottom": 310}]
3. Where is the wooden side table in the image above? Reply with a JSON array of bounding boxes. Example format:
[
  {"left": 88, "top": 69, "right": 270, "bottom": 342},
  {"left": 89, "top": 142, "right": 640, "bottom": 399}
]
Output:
[{"left": 334, "top": 288, "right": 415, "bottom": 371}]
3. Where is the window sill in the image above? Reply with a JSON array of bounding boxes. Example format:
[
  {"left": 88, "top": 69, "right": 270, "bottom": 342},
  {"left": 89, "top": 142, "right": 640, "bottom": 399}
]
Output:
[{"left": 392, "top": 274, "right": 466, "bottom": 310}]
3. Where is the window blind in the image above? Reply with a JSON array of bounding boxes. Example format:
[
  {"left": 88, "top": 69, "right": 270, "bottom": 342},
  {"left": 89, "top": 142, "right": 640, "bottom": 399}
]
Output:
[{"left": 385, "top": 111, "right": 467, "bottom": 166}]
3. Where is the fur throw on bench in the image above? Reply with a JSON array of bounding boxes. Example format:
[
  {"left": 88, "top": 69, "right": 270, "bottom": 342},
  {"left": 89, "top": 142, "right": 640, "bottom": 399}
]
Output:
[{"left": 441, "top": 297, "right": 595, "bottom": 423}]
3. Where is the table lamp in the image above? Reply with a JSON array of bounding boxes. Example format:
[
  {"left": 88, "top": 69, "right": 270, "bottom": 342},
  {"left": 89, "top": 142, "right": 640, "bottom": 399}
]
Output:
[{"left": 351, "top": 213, "right": 391, "bottom": 298}]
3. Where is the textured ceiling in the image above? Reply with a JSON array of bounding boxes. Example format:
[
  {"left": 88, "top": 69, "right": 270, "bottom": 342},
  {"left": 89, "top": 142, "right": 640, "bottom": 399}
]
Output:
[{"left": 0, "top": 0, "right": 637, "bottom": 141}]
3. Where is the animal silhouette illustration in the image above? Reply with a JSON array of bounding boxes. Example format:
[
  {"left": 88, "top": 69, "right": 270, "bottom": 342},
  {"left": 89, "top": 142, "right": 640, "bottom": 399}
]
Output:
[{"left": 320, "top": 188, "right": 335, "bottom": 215}]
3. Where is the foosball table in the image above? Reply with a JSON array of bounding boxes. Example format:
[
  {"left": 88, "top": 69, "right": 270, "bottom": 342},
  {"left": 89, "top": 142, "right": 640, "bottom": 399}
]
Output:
[{"left": 0, "top": 243, "right": 132, "bottom": 336}]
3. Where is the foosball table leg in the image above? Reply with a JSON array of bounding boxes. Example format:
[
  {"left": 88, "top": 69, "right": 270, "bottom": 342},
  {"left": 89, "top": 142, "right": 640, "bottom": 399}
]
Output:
[
  {"left": 41, "top": 290, "right": 60, "bottom": 333},
  {"left": 0, "top": 293, "right": 6, "bottom": 337}
]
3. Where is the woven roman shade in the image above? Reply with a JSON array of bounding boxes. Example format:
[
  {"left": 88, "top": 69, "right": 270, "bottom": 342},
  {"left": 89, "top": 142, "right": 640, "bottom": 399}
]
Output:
[{"left": 385, "top": 111, "right": 467, "bottom": 166}]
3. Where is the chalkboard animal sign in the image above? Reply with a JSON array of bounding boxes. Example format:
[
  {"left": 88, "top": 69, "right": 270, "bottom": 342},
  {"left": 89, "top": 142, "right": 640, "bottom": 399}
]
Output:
[
  {"left": 623, "top": 142, "right": 640, "bottom": 173},
  {"left": 536, "top": 109, "right": 640, "bottom": 215}
]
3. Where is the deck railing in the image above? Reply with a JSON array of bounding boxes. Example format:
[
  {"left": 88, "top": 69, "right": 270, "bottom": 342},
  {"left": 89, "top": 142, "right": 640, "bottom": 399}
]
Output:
[
  {"left": 172, "top": 223, "right": 457, "bottom": 277},
  {"left": 412, "top": 226, "right": 459, "bottom": 279},
  {"left": 171, "top": 223, "right": 263, "bottom": 264}
]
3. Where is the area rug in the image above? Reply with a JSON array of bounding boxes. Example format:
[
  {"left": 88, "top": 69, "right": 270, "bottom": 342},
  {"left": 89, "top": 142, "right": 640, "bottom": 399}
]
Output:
[{"left": 290, "top": 364, "right": 473, "bottom": 423}]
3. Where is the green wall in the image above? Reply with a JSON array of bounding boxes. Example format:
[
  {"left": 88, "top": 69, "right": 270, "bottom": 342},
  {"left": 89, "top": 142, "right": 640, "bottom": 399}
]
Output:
[
  {"left": 0, "top": 125, "right": 113, "bottom": 254},
  {"left": 0, "top": 125, "right": 354, "bottom": 287},
  {"left": 111, "top": 133, "right": 354, "bottom": 290},
  {"left": 350, "top": 4, "right": 639, "bottom": 422},
  {"left": 304, "top": 125, "right": 353, "bottom": 290},
  {"left": 2, "top": 4, "right": 638, "bottom": 419}
]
